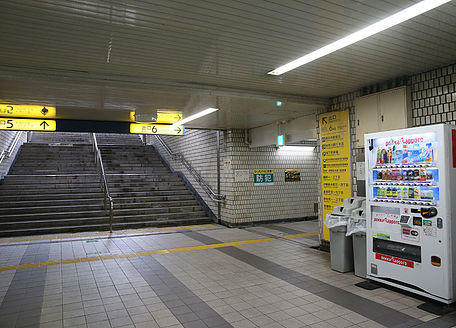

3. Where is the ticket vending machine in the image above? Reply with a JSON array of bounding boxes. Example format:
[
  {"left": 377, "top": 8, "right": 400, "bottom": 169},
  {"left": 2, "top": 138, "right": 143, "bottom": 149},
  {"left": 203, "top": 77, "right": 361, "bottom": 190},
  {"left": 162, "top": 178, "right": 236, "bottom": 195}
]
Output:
[{"left": 365, "top": 124, "right": 456, "bottom": 303}]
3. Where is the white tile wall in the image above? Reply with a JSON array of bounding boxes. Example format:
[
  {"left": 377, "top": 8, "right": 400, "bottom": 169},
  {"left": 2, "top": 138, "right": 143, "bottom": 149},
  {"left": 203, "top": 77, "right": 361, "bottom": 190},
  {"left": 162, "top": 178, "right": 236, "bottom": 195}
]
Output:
[{"left": 149, "top": 129, "right": 319, "bottom": 225}]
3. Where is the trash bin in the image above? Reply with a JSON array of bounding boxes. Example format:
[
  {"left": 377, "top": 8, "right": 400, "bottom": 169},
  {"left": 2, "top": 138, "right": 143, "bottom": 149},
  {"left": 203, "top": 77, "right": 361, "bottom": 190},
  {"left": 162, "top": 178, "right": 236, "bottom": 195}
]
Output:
[
  {"left": 325, "top": 216, "right": 353, "bottom": 273},
  {"left": 347, "top": 208, "right": 367, "bottom": 278},
  {"left": 324, "top": 197, "right": 365, "bottom": 273}
]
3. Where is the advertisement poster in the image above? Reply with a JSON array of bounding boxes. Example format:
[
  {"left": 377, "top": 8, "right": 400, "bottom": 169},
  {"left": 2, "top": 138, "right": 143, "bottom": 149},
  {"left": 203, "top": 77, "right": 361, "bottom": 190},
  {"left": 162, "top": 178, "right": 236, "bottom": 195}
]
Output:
[
  {"left": 285, "top": 169, "right": 301, "bottom": 182},
  {"left": 320, "top": 110, "right": 351, "bottom": 241},
  {"left": 254, "top": 169, "right": 274, "bottom": 186}
]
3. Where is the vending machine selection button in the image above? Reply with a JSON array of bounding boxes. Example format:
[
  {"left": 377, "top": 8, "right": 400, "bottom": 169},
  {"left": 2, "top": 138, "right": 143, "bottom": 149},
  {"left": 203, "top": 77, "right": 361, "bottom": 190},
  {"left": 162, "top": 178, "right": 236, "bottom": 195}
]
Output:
[
  {"left": 413, "top": 217, "right": 422, "bottom": 226},
  {"left": 400, "top": 215, "right": 410, "bottom": 224}
]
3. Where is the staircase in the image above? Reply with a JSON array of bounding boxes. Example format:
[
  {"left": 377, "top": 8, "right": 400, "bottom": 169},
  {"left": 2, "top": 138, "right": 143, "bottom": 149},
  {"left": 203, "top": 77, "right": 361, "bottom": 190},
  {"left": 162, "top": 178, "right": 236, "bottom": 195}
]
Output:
[
  {"left": 0, "top": 143, "right": 108, "bottom": 237},
  {"left": 30, "top": 131, "right": 90, "bottom": 144},
  {"left": 0, "top": 133, "right": 211, "bottom": 237},
  {"left": 100, "top": 138, "right": 211, "bottom": 229}
]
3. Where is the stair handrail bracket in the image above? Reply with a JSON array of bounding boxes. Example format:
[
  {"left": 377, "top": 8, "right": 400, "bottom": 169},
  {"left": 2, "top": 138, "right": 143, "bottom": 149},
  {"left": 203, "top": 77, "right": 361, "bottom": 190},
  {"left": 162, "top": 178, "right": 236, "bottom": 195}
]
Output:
[
  {"left": 0, "top": 131, "right": 25, "bottom": 179},
  {"left": 154, "top": 135, "right": 225, "bottom": 203},
  {"left": 90, "top": 133, "right": 114, "bottom": 233}
]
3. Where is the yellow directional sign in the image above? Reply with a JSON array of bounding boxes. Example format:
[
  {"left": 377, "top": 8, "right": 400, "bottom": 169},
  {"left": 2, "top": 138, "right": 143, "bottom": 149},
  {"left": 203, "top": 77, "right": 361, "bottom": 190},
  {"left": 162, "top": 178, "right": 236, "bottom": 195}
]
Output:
[
  {"left": 156, "top": 110, "right": 183, "bottom": 124},
  {"left": 130, "top": 123, "right": 184, "bottom": 135},
  {"left": 0, "top": 104, "right": 56, "bottom": 118},
  {"left": 0, "top": 117, "right": 56, "bottom": 131}
]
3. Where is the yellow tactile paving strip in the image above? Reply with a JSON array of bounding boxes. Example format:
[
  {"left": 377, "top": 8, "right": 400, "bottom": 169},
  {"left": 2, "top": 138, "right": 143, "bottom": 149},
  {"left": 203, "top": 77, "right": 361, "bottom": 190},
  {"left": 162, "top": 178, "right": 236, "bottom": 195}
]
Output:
[
  {"left": 0, "top": 225, "right": 218, "bottom": 244},
  {"left": 282, "top": 232, "right": 319, "bottom": 239},
  {"left": 0, "top": 231, "right": 319, "bottom": 272}
]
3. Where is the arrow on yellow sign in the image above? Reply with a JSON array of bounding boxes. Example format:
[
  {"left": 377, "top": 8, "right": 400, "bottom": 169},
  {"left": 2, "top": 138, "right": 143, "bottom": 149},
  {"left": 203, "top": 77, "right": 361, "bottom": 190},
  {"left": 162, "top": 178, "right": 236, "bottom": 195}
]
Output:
[
  {"left": 0, "top": 104, "right": 56, "bottom": 118},
  {"left": 156, "top": 110, "right": 183, "bottom": 124},
  {"left": 0, "top": 117, "right": 56, "bottom": 131},
  {"left": 130, "top": 123, "right": 184, "bottom": 135}
]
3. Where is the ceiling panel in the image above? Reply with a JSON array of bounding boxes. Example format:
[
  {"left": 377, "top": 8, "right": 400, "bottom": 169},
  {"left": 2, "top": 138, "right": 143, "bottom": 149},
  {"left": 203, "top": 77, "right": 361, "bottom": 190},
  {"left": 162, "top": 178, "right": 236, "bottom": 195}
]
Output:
[{"left": 0, "top": 0, "right": 455, "bottom": 129}]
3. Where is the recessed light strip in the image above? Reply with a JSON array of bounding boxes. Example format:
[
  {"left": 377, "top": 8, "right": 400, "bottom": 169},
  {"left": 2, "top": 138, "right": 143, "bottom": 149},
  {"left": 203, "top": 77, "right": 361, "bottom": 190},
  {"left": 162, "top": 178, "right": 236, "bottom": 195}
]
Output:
[
  {"left": 172, "top": 107, "right": 219, "bottom": 126},
  {"left": 267, "top": 0, "right": 451, "bottom": 76}
]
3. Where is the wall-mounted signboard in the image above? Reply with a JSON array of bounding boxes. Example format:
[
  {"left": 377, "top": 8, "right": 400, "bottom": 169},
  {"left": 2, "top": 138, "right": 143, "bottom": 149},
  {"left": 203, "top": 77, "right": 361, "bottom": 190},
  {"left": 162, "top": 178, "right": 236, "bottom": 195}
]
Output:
[
  {"left": 319, "top": 110, "right": 351, "bottom": 241},
  {"left": 254, "top": 169, "right": 274, "bottom": 186},
  {"left": 285, "top": 169, "right": 301, "bottom": 182}
]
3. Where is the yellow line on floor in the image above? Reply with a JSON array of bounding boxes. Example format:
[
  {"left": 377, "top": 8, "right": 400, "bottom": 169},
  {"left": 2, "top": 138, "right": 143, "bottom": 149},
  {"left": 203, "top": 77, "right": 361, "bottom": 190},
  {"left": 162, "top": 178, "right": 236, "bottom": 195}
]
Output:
[
  {"left": 0, "top": 225, "right": 217, "bottom": 244},
  {"left": 0, "top": 237, "right": 277, "bottom": 272},
  {"left": 282, "top": 232, "right": 319, "bottom": 239}
]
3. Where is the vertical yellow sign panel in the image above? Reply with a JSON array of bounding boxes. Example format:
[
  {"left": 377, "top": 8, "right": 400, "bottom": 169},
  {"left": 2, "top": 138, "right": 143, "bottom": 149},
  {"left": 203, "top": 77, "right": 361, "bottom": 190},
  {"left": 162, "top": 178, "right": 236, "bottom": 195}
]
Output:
[{"left": 320, "top": 110, "right": 351, "bottom": 241}]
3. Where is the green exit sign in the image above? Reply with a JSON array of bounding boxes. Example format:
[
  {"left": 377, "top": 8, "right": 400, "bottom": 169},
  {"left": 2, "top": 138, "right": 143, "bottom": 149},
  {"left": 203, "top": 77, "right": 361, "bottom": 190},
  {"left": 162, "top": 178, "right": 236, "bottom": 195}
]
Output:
[{"left": 277, "top": 135, "right": 284, "bottom": 146}]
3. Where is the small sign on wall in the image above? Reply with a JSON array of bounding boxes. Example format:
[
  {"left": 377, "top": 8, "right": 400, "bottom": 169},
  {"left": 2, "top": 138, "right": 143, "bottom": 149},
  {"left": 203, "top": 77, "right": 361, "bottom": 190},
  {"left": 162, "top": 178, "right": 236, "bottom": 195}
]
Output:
[
  {"left": 285, "top": 169, "right": 301, "bottom": 182},
  {"left": 234, "top": 169, "right": 249, "bottom": 182},
  {"left": 254, "top": 169, "right": 274, "bottom": 186}
]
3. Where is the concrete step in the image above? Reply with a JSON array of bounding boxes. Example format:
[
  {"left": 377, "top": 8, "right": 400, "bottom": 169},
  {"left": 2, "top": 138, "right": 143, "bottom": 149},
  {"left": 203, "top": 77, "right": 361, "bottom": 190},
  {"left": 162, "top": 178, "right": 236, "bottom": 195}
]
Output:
[
  {"left": 0, "top": 209, "right": 107, "bottom": 222},
  {"left": 115, "top": 200, "right": 199, "bottom": 210},
  {"left": 0, "top": 203, "right": 104, "bottom": 215},
  {"left": 0, "top": 182, "right": 103, "bottom": 190},
  {"left": 0, "top": 198, "right": 105, "bottom": 208},
  {"left": 112, "top": 195, "right": 195, "bottom": 204},
  {"left": 0, "top": 192, "right": 105, "bottom": 202},
  {"left": 113, "top": 205, "right": 204, "bottom": 216},
  {"left": 0, "top": 187, "right": 103, "bottom": 195}
]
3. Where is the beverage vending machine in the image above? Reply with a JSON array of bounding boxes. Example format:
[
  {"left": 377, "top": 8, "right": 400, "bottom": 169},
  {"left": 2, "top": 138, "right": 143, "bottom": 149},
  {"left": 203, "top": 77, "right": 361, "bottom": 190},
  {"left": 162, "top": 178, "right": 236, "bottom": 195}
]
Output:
[{"left": 365, "top": 124, "right": 456, "bottom": 303}]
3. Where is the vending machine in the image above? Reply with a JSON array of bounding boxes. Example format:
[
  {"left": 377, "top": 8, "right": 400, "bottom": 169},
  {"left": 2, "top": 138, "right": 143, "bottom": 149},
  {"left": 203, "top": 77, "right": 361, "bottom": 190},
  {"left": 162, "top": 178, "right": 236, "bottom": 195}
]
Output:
[{"left": 365, "top": 124, "right": 456, "bottom": 303}]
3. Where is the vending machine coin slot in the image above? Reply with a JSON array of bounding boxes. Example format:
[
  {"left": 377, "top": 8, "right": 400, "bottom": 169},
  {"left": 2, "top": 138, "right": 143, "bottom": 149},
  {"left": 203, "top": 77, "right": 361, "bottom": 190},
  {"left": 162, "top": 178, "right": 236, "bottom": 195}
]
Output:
[{"left": 431, "top": 256, "right": 441, "bottom": 267}]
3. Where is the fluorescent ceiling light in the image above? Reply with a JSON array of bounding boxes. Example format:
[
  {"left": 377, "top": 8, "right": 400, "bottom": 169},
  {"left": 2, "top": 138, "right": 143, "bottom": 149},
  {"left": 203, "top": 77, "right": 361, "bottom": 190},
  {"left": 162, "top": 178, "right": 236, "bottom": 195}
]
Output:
[
  {"left": 279, "top": 145, "right": 315, "bottom": 151},
  {"left": 172, "top": 107, "right": 219, "bottom": 126},
  {"left": 268, "top": 0, "right": 451, "bottom": 75}
]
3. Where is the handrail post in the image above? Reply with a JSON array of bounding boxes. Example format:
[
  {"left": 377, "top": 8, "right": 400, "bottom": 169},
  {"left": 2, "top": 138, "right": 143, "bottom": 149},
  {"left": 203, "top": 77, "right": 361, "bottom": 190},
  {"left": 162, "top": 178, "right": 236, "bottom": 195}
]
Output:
[{"left": 91, "top": 133, "right": 114, "bottom": 234}]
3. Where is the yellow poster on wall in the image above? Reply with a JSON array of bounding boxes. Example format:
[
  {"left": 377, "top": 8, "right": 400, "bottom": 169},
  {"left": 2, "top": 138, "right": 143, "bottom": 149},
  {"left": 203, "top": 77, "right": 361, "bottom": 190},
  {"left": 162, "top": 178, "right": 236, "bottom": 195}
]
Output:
[{"left": 320, "top": 110, "right": 351, "bottom": 241}]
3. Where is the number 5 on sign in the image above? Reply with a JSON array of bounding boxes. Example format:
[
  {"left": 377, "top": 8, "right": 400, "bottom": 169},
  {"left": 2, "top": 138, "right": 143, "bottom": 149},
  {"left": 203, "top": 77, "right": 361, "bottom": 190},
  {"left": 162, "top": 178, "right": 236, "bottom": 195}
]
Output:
[{"left": 0, "top": 118, "right": 56, "bottom": 131}]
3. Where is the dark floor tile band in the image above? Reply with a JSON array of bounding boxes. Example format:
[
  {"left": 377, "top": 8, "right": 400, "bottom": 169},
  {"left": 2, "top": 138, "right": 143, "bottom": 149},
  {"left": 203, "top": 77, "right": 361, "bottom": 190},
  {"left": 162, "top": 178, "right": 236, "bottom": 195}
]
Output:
[
  {"left": 124, "top": 238, "right": 233, "bottom": 328},
  {"left": 0, "top": 243, "right": 50, "bottom": 328},
  {"left": 258, "top": 224, "right": 320, "bottom": 242},
  {"left": 184, "top": 231, "right": 422, "bottom": 328},
  {"left": 413, "top": 311, "right": 456, "bottom": 328},
  {"left": 265, "top": 224, "right": 310, "bottom": 235}
]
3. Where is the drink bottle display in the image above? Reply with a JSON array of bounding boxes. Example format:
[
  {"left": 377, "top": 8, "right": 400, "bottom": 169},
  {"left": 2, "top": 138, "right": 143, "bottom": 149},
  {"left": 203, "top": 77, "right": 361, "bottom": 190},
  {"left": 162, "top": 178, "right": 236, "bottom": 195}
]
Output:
[{"left": 365, "top": 124, "right": 455, "bottom": 304}]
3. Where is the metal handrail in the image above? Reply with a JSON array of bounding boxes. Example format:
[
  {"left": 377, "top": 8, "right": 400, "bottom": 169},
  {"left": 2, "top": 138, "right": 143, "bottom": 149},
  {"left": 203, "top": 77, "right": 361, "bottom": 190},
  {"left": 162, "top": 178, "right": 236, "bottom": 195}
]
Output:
[
  {"left": 90, "top": 133, "right": 114, "bottom": 233},
  {"left": 154, "top": 135, "right": 225, "bottom": 203},
  {"left": 0, "top": 131, "right": 24, "bottom": 167}
]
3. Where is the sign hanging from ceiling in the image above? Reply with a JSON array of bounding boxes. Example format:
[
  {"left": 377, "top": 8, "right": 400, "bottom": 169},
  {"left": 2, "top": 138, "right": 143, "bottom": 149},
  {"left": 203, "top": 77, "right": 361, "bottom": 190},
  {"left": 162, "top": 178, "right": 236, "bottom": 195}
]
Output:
[
  {"left": 156, "top": 110, "right": 183, "bottom": 124},
  {"left": 0, "top": 117, "right": 56, "bottom": 131},
  {"left": 129, "top": 110, "right": 183, "bottom": 124},
  {"left": 0, "top": 104, "right": 56, "bottom": 118},
  {"left": 130, "top": 123, "right": 184, "bottom": 135}
]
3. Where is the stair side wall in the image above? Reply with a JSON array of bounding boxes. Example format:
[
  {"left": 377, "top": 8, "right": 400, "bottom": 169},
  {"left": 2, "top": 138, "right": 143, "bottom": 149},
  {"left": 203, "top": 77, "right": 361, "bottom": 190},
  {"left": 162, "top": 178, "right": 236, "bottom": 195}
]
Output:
[{"left": 0, "top": 131, "right": 27, "bottom": 179}]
